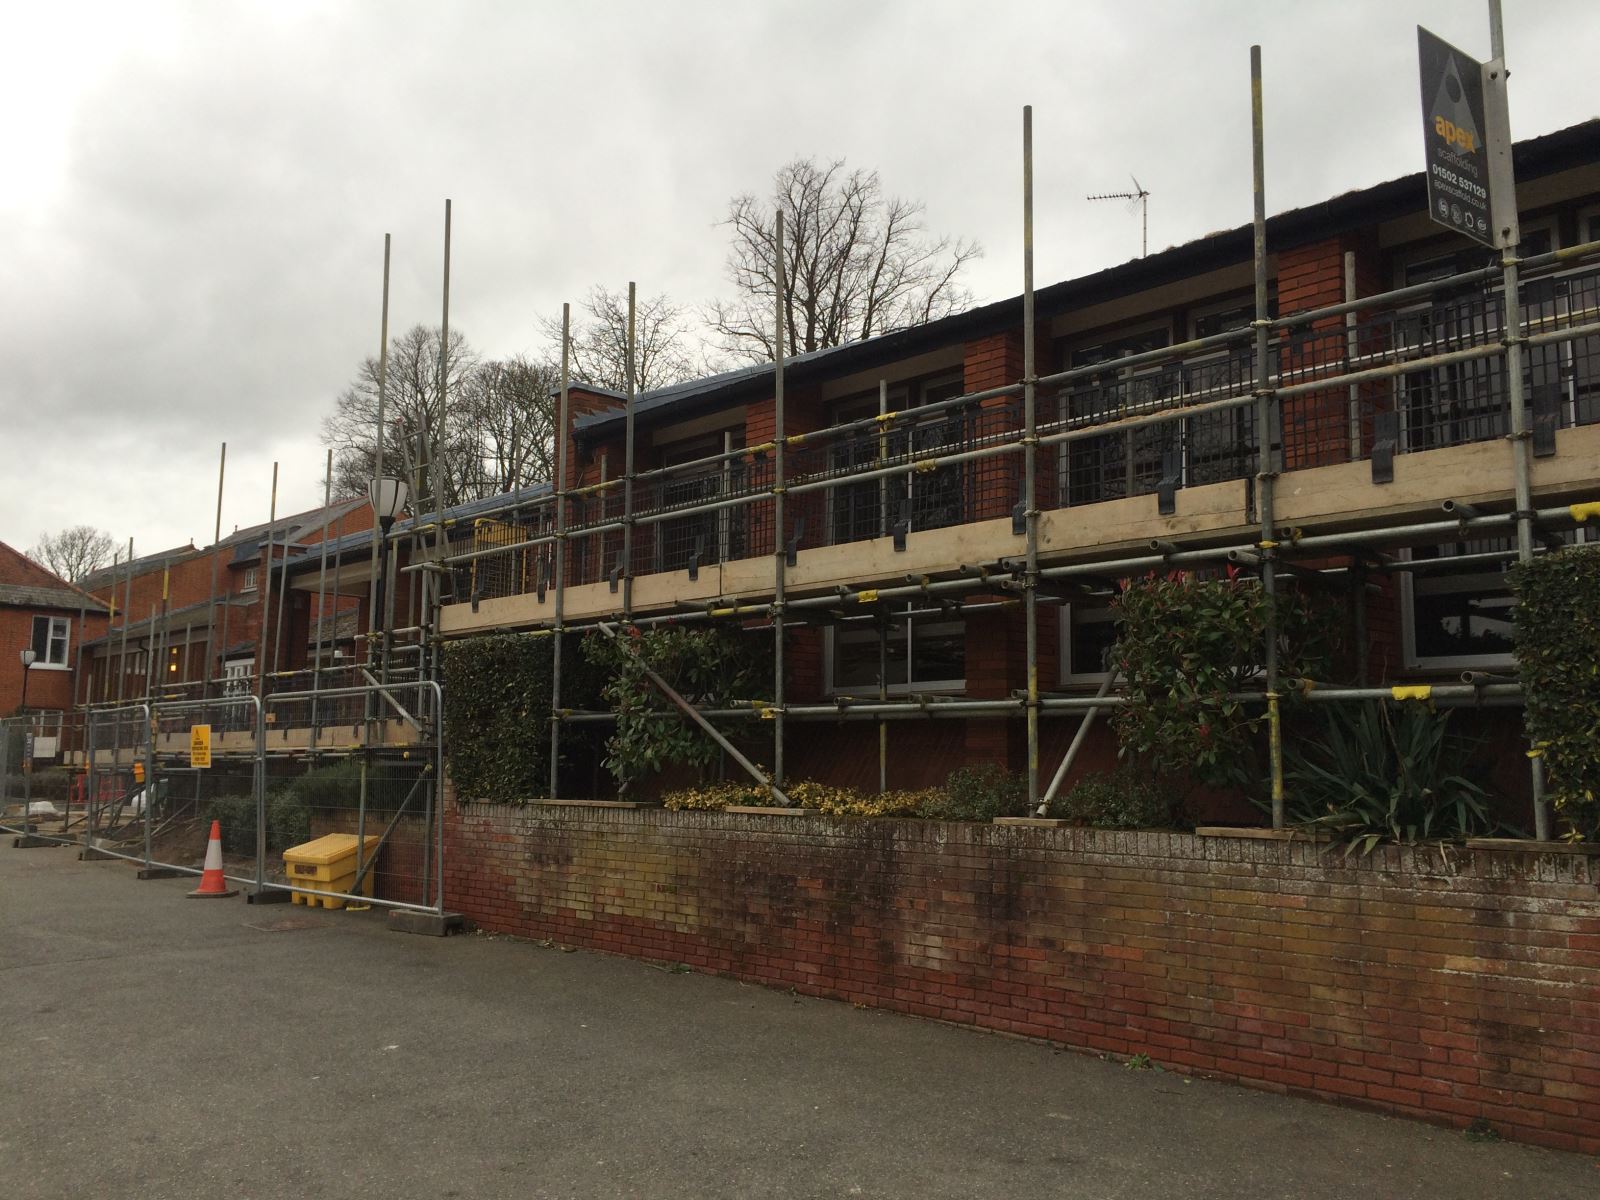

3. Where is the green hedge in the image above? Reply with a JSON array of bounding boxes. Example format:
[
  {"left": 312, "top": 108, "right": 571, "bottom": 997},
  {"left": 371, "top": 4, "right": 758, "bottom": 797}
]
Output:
[
  {"left": 440, "top": 633, "right": 604, "bottom": 802},
  {"left": 1513, "top": 544, "right": 1600, "bottom": 838}
]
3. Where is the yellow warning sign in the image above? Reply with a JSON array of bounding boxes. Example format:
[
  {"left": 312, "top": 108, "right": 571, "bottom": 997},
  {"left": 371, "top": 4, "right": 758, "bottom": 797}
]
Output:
[{"left": 189, "top": 724, "right": 213, "bottom": 769}]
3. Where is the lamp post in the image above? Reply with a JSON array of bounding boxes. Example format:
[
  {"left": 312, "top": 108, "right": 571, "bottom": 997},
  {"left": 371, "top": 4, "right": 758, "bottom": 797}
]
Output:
[
  {"left": 368, "top": 475, "right": 410, "bottom": 681},
  {"left": 18, "top": 647, "right": 37, "bottom": 714},
  {"left": 17, "top": 648, "right": 37, "bottom": 833}
]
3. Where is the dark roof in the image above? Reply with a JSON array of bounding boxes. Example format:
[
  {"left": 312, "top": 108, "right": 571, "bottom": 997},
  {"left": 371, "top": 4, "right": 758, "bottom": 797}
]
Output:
[
  {"left": 83, "top": 594, "right": 251, "bottom": 650},
  {"left": 78, "top": 498, "right": 367, "bottom": 590},
  {"left": 575, "top": 117, "right": 1600, "bottom": 442},
  {"left": 0, "top": 541, "right": 110, "bottom": 612},
  {"left": 282, "top": 483, "right": 554, "bottom": 573}
]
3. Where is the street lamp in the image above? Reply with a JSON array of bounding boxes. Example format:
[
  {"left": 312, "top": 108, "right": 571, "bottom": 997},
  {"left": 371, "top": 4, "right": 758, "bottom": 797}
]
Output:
[
  {"left": 18, "top": 647, "right": 37, "bottom": 713},
  {"left": 368, "top": 476, "right": 410, "bottom": 678}
]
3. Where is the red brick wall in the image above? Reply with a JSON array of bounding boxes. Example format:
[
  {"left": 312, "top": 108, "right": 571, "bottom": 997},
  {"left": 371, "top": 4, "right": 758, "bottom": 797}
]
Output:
[{"left": 445, "top": 803, "right": 1600, "bottom": 1154}]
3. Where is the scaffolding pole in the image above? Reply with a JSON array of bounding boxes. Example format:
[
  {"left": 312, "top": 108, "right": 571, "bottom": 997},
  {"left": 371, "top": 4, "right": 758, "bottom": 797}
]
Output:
[
  {"left": 1022, "top": 104, "right": 1041, "bottom": 811},
  {"left": 202, "top": 443, "right": 226, "bottom": 698},
  {"left": 623, "top": 282, "right": 637, "bottom": 617},
  {"left": 549, "top": 303, "right": 571, "bottom": 801},
  {"left": 1486, "top": 0, "right": 1548, "bottom": 840},
  {"left": 368, "top": 233, "right": 393, "bottom": 672},
  {"left": 772, "top": 212, "right": 788, "bottom": 796},
  {"left": 1250, "top": 45, "right": 1285, "bottom": 830}
]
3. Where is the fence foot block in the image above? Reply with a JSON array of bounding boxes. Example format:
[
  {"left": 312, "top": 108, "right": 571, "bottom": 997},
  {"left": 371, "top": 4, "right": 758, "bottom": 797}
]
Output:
[
  {"left": 79, "top": 846, "right": 119, "bottom": 861},
  {"left": 12, "top": 835, "right": 58, "bottom": 849},
  {"left": 245, "top": 888, "right": 293, "bottom": 905},
  {"left": 137, "top": 867, "right": 185, "bottom": 880},
  {"left": 387, "top": 909, "right": 465, "bottom": 937}
]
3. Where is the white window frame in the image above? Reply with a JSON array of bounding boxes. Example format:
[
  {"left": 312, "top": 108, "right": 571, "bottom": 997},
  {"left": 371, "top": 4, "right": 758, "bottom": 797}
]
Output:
[
  {"left": 240, "top": 567, "right": 258, "bottom": 592},
  {"left": 30, "top": 615, "right": 71, "bottom": 670},
  {"left": 1058, "top": 600, "right": 1117, "bottom": 686},
  {"left": 1399, "top": 527, "right": 1594, "bottom": 671},
  {"left": 824, "top": 604, "right": 965, "bottom": 696}
]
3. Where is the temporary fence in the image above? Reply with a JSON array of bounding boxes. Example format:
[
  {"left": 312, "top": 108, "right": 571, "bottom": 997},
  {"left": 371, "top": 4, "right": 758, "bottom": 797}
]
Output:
[{"left": 2, "top": 683, "right": 445, "bottom": 917}]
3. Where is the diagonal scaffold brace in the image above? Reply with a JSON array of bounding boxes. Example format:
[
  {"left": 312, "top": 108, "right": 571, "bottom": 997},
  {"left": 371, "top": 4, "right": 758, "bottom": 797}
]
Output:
[{"left": 593, "top": 621, "right": 791, "bottom": 808}]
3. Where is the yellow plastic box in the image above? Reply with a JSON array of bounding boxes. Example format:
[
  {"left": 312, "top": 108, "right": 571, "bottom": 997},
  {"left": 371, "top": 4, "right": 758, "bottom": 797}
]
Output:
[{"left": 282, "top": 833, "right": 381, "bottom": 909}]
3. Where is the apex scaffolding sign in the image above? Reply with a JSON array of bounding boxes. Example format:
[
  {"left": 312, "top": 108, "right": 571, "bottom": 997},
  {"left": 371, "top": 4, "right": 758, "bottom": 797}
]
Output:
[{"left": 1418, "top": 25, "right": 1516, "bottom": 250}]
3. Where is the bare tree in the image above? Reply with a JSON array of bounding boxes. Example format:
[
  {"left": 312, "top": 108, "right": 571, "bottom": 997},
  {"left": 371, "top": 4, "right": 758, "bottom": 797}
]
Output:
[
  {"left": 460, "top": 354, "right": 559, "bottom": 495},
  {"left": 323, "top": 326, "right": 563, "bottom": 511},
  {"left": 709, "top": 158, "right": 982, "bottom": 363},
  {"left": 29, "top": 526, "right": 115, "bottom": 583},
  {"left": 322, "top": 324, "right": 481, "bottom": 511},
  {"left": 539, "top": 286, "right": 701, "bottom": 394}
]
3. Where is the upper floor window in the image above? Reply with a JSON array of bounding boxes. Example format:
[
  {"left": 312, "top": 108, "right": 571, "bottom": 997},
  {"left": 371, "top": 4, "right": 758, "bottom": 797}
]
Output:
[
  {"left": 30, "top": 615, "right": 70, "bottom": 667},
  {"left": 655, "top": 430, "right": 746, "bottom": 571},
  {"left": 1057, "top": 322, "right": 1174, "bottom": 507},
  {"left": 240, "top": 567, "right": 258, "bottom": 592},
  {"left": 826, "top": 374, "right": 970, "bottom": 545},
  {"left": 1394, "top": 223, "right": 1556, "bottom": 453}
]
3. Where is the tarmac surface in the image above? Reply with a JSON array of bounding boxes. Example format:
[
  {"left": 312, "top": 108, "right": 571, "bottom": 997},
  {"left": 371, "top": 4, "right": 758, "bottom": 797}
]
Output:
[{"left": 2, "top": 838, "right": 1597, "bottom": 1200}]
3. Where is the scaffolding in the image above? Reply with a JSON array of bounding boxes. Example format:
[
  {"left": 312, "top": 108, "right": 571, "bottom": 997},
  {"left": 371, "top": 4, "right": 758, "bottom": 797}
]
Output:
[
  {"left": 19, "top": 28, "right": 1600, "bottom": 854},
  {"left": 408, "top": 56, "right": 1599, "bottom": 840}
]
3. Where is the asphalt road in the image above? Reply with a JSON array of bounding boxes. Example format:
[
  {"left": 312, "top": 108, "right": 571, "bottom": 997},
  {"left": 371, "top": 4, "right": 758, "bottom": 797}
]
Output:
[{"left": 1, "top": 839, "right": 1595, "bottom": 1200}]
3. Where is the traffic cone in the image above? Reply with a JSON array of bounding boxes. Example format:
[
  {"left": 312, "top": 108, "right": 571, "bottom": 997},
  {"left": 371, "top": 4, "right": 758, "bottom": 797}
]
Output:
[{"left": 187, "top": 820, "right": 238, "bottom": 899}]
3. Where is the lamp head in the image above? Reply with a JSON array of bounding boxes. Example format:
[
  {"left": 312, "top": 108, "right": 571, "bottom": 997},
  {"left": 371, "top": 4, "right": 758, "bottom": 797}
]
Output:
[
  {"left": 19, "top": 648, "right": 37, "bottom": 669},
  {"left": 368, "top": 475, "right": 410, "bottom": 531}
]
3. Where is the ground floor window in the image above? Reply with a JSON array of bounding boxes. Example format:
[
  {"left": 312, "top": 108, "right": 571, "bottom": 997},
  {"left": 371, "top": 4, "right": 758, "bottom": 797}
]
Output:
[
  {"left": 1402, "top": 528, "right": 1594, "bottom": 669},
  {"left": 827, "top": 604, "right": 964, "bottom": 695}
]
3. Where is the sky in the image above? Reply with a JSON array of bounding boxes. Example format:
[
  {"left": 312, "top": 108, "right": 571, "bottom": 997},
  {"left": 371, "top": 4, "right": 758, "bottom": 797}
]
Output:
[{"left": 2, "top": 0, "right": 1595, "bottom": 563}]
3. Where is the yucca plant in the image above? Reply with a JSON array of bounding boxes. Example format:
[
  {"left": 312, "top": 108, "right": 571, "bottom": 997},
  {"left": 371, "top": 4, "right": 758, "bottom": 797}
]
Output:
[{"left": 1280, "top": 700, "right": 1495, "bottom": 854}]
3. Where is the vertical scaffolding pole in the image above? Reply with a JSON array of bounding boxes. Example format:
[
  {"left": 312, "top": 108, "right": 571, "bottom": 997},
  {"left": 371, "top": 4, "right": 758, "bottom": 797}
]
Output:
[
  {"left": 1486, "top": 1, "right": 1547, "bottom": 839},
  {"left": 548, "top": 303, "right": 571, "bottom": 800},
  {"left": 258, "top": 464, "right": 278, "bottom": 701},
  {"left": 1344, "top": 254, "right": 1361, "bottom": 462},
  {"left": 622, "top": 282, "right": 637, "bottom": 618},
  {"left": 100, "top": 548, "right": 119, "bottom": 704},
  {"left": 1022, "top": 106, "right": 1041, "bottom": 812},
  {"left": 368, "top": 234, "right": 393, "bottom": 671},
  {"left": 772, "top": 212, "right": 788, "bottom": 795},
  {"left": 203, "top": 443, "right": 226, "bottom": 698},
  {"left": 431, "top": 201, "right": 453, "bottom": 689},
  {"left": 116, "top": 538, "right": 133, "bottom": 704},
  {"left": 1250, "top": 46, "right": 1285, "bottom": 829},
  {"left": 311, "top": 448, "right": 334, "bottom": 747},
  {"left": 878, "top": 379, "right": 889, "bottom": 795}
]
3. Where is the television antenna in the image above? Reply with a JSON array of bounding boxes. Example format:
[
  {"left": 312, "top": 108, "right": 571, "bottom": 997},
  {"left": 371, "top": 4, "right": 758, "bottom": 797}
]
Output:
[{"left": 1087, "top": 176, "right": 1151, "bottom": 257}]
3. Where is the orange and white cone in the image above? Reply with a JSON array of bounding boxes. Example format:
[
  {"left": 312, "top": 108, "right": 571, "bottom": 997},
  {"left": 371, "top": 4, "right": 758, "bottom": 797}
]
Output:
[{"left": 187, "top": 820, "right": 238, "bottom": 899}]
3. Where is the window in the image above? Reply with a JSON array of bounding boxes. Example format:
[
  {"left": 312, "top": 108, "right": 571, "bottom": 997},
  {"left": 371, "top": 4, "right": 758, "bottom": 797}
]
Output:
[
  {"left": 827, "top": 374, "right": 970, "bottom": 545},
  {"left": 1401, "top": 527, "right": 1593, "bottom": 669},
  {"left": 1524, "top": 206, "right": 1600, "bottom": 433},
  {"left": 1057, "top": 324, "right": 1175, "bottom": 506},
  {"left": 240, "top": 567, "right": 258, "bottom": 592},
  {"left": 1182, "top": 298, "right": 1263, "bottom": 487},
  {"left": 223, "top": 658, "right": 253, "bottom": 697},
  {"left": 1058, "top": 600, "right": 1118, "bottom": 685},
  {"left": 1394, "top": 224, "right": 1555, "bottom": 452},
  {"left": 30, "top": 615, "right": 70, "bottom": 667},
  {"left": 827, "top": 603, "right": 965, "bottom": 695},
  {"left": 655, "top": 432, "right": 745, "bottom": 572}
]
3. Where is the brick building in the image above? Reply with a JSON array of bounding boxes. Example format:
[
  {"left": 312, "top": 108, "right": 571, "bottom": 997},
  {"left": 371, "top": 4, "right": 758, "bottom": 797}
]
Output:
[
  {"left": 0, "top": 541, "right": 107, "bottom": 717},
  {"left": 79, "top": 498, "right": 372, "bottom": 700},
  {"left": 435, "top": 118, "right": 1600, "bottom": 815}
]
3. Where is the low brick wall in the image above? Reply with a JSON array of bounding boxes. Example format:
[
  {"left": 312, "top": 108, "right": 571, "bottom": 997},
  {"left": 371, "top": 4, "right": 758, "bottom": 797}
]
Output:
[{"left": 444, "top": 803, "right": 1600, "bottom": 1153}]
